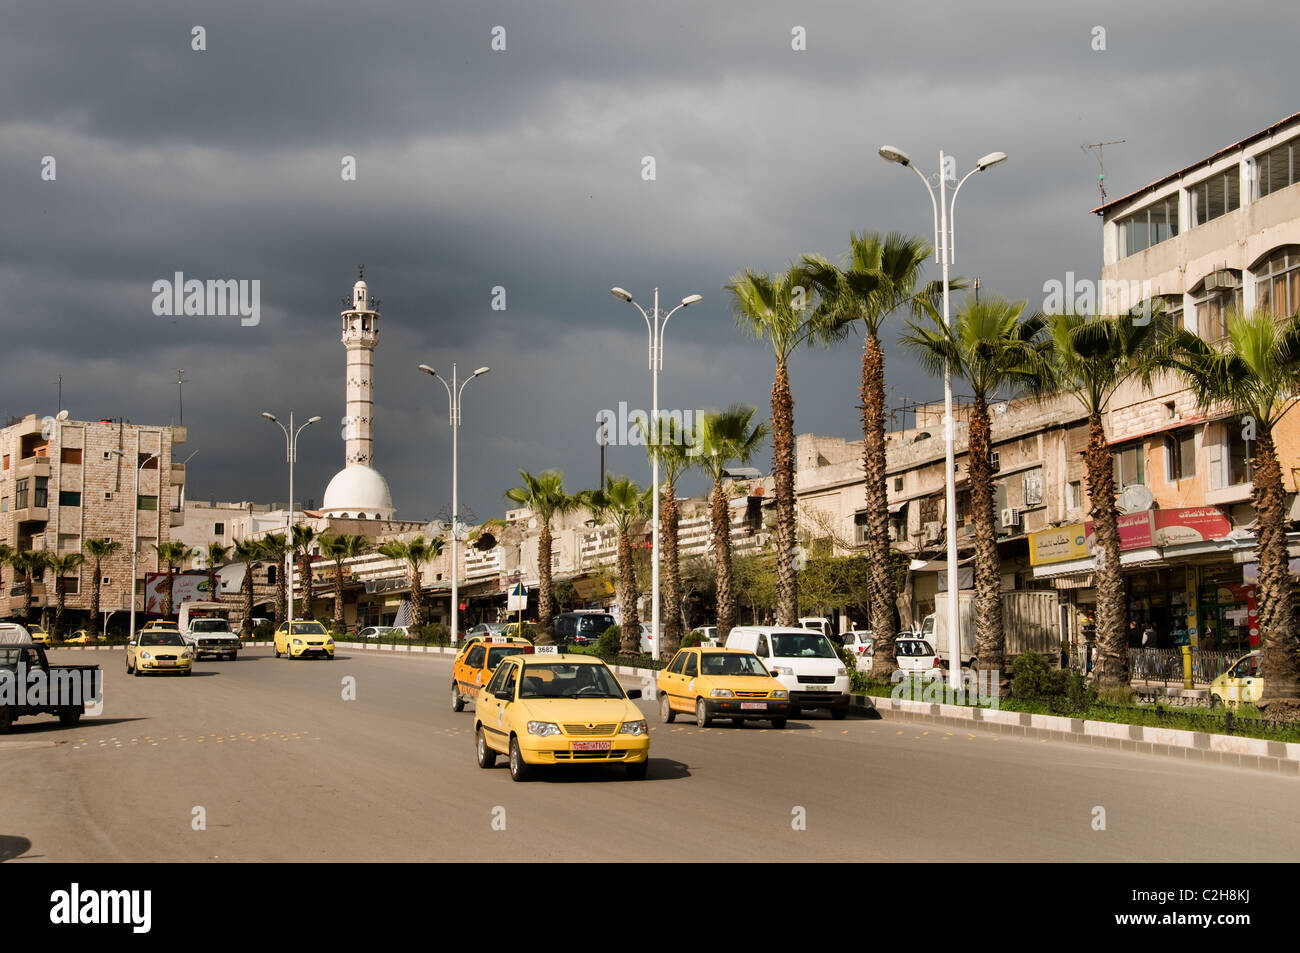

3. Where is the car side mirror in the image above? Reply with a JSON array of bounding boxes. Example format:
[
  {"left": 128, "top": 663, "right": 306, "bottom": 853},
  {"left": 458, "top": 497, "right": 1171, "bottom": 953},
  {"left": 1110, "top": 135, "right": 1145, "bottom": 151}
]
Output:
[
  {"left": 627, "top": 689, "right": 642, "bottom": 700},
  {"left": 494, "top": 690, "right": 512, "bottom": 701}
]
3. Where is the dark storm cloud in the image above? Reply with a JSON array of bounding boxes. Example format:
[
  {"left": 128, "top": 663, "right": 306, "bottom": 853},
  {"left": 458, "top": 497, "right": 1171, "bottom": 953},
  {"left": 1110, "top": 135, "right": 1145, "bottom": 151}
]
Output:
[{"left": 2, "top": 0, "right": 1296, "bottom": 518}]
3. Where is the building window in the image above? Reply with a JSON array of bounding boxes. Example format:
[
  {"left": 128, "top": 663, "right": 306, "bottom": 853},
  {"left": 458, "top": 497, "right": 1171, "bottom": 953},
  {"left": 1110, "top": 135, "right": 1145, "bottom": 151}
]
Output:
[
  {"left": 1227, "top": 427, "right": 1253, "bottom": 486},
  {"left": 1067, "top": 481, "right": 1083, "bottom": 509},
  {"left": 2, "top": 454, "right": 8, "bottom": 470},
  {"left": 58, "top": 490, "right": 81, "bottom": 507},
  {"left": 214, "top": 522, "right": 225, "bottom": 536},
  {"left": 1113, "top": 442, "right": 1145, "bottom": 489},
  {"left": 34, "top": 476, "right": 48, "bottom": 509},
  {"left": 1194, "top": 273, "right": 1242, "bottom": 342},
  {"left": 1118, "top": 195, "right": 1179, "bottom": 257},
  {"left": 58, "top": 534, "right": 79, "bottom": 553},
  {"left": 1254, "top": 247, "right": 1300, "bottom": 320},
  {"left": 15, "top": 478, "right": 28, "bottom": 509},
  {"left": 919, "top": 496, "right": 940, "bottom": 526},
  {"left": 1022, "top": 468, "right": 1044, "bottom": 507},
  {"left": 1189, "top": 169, "right": 1240, "bottom": 227},
  {"left": 61, "top": 447, "right": 82, "bottom": 465},
  {"left": 138, "top": 494, "right": 158, "bottom": 511},
  {"left": 1253, "top": 135, "right": 1299, "bottom": 199},
  {"left": 0, "top": 496, "right": 7, "bottom": 512},
  {"left": 60, "top": 576, "right": 80, "bottom": 595},
  {"left": 1165, "top": 428, "right": 1196, "bottom": 481}
]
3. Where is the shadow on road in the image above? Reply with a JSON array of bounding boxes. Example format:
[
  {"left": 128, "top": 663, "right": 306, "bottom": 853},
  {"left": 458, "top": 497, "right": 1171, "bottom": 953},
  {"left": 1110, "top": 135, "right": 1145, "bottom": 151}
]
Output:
[
  {"left": 518, "top": 758, "right": 692, "bottom": 783},
  {"left": 0, "top": 836, "right": 33, "bottom": 862},
  {"left": 4, "top": 716, "right": 149, "bottom": 735}
]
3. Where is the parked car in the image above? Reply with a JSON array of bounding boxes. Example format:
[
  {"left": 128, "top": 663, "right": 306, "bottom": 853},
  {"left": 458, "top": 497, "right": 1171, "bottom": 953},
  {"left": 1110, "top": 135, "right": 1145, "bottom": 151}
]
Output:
[
  {"left": 842, "top": 630, "right": 873, "bottom": 671},
  {"left": 895, "top": 637, "right": 943, "bottom": 674},
  {"left": 725, "top": 626, "right": 851, "bottom": 719},
  {"left": 356, "top": 626, "right": 396, "bottom": 641},
  {"left": 464, "top": 622, "right": 508, "bottom": 643},
  {"left": 553, "top": 612, "right": 616, "bottom": 647},
  {"left": 689, "top": 626, "right": 717, "bottom": 644},
  {"left": 1210, "top": 651, "right": 1261, "bottom": 708},
  {"left": 637, "top": 621, "right": 661, "bottom": 655}
]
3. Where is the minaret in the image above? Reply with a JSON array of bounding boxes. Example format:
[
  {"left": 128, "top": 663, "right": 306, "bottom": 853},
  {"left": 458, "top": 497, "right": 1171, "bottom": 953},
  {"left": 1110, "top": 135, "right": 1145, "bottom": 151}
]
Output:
[{"left": 341, "top": 269, "right": 379, "bottom": 467}]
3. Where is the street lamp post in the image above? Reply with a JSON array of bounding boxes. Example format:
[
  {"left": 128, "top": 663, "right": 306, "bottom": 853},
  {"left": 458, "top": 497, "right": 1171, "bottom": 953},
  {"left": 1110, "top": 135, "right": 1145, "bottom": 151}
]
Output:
[
  {"left": 610, "top": 287, "right": 703, "bottom": 661},
  {"left": 261, "top": 412, "right": 321, "bottom": 624},
  {"left": 879, "top": 145, "right": 1006, "bottom": 689},
  {"left": 110, "top": 448, "right": 160, "bottom": 642},
  {"left": 418, "top": 363, "right": 490, "bottom": 645}
]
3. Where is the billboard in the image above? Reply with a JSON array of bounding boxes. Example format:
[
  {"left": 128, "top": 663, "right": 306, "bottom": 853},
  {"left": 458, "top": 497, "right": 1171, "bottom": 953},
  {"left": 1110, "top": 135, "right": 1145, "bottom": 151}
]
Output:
[{"left": 144, "top": 572, "right": 215, "bottom": 615}]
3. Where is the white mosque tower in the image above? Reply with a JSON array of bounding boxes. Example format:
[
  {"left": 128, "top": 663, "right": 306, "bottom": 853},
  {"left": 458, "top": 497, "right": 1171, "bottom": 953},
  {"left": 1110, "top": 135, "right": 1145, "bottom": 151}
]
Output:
[{"left": 320, "top": 269, "right": 396, "bottom": 520}]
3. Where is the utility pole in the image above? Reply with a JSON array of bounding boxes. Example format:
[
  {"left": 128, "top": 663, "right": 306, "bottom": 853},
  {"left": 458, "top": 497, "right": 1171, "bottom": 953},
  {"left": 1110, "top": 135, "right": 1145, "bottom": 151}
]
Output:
[{"left": 176, "top": 369, "right": 186, "bottom": 425}]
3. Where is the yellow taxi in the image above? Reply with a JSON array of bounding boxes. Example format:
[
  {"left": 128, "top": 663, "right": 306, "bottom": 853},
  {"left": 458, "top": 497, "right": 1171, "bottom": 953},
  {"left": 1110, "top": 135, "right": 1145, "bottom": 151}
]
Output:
[
  {"left": 126, "top": 629, "right": 193, "bottom": 676},
  {"left": 474, "top": 651, "right": 649, "bottom": 781},
  {"left": 657, "top": 646, "right": 790, "bottom": 729},
  {"left": 1210, "top": 651, "right": 1261, "bottom": 708},
  {"left": 64, "top": 629, "right": 100, "bottom": 645},
  {"left": 452, "top": 637, "right": 534, "bottom": 711},
  {"left": 274, "top": 620, "right": 335, "bottom": 660},
  {"left": 27, "top": 625, "right": 51, "bottom": 647}
]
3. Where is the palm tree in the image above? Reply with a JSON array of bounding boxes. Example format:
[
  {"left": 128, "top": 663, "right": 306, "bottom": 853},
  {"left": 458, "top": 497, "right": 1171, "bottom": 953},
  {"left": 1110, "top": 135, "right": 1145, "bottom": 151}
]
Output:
[
  {"left": 694, "top": 406, "right": 769, "bottom": 641},
  {"left": 291, "top": 524, "right": 317, "bottom": 620},
  {"left": 259, "top": 534, "right": 290, "bottom": 625},
  {"left": 804, "top": 231, "right": 939, "bottom": 680},
  {"left": 151, "top": 542, "right": 194, "bottom": 618},
  {"left": 903, "top": 297, "right": 1046, "bottom": 685},
  {"left": 10, "top": 550, "right": 50, "bottom": 625},
  {"left": 505, "top": 470, "right": 580, "bottom": 644},
  {"left": 317, "top": 533, "right": 367, "bottom": 633},
  {"left": 231, "top": 538, "right": 263, "bottom": 635},
  {"left": 83, "top": 538, "right": 120, "bottom": 638},
  {"left": 1040, "top": 309, "right": 1164, "bottom": 687},
  {"left": 640, "top": 416, "right": 694, "bottom": 657},
  {"left": 203, "top": 542, "right": 230, "bottom": 603},
  {"left": 583, "top": 475, "right": 652, "bottom": 656},
  {"left": 728, "top": 265, "right": 818, "bottom": 626},
  {"left": 49, "top": 553, "right": 84, "bottom": 639},
  {"left": 378, "top": 536, "right": 444, "bottom": 631},
  {"left": 1160, "top": 310, "right": 1300, "bottom": 705}
]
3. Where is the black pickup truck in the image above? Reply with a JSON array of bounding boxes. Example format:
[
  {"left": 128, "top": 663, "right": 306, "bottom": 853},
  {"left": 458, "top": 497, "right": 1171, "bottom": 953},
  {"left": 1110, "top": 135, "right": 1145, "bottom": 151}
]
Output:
[{"left": 0, "top": 626, "right": 102, "bottom": 732}]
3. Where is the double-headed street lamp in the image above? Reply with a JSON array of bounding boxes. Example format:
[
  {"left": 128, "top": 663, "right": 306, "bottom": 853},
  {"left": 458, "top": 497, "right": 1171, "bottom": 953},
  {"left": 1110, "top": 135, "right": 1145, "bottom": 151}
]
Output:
[
  {"left": 879, "top": 144, "right": 1007, "bottom": 689},
  {"left": 109, "top": 448, "right": 160, "bottom": 642},
  {"left": 418, "top": 363, "right": 490, "bottom": 644},
  {"left": 261, "top": 412, "right": 321, "bottom": 623},
  {"left": 610, "top": 287, "right": 703, "bottom": 661}
]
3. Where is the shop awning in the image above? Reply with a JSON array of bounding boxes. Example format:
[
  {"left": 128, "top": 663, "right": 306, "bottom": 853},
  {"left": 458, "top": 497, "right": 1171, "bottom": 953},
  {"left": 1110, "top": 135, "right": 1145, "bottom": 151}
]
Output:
[{"left": 887, "top": 501, "right": 907, "bottom": 514}]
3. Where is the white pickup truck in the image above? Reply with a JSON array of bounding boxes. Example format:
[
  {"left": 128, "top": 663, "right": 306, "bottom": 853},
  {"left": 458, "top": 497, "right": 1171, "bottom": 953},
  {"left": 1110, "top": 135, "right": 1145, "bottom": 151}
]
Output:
[{"left": 179, "top": 602, "right": 240, "bottom": 661}]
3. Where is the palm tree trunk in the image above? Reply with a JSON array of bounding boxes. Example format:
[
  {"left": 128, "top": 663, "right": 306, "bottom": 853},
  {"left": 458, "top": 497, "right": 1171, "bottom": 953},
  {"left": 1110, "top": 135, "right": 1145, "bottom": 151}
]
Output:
[
  {"left": 22, "top": 575, "right": 33, "bottom": 625},
  {"left": 1085, "top": 413, "right": 1129, "bottom": 686},
  {"left": 332, "top": 561, "right": 346, "bottom": 633},
  {"left": 863, "top": 334, "right": 898, "bottom": 679},
  {"left": 410, "top": 564, "right": 426, "bottom": 630},
  {"left": 711, "top": 477, "right": 736, "bottom": 640},
  {"left": 242, "top": 565, "right": 255, "bottom": 636},
  {"left": 662, "top": 483, "right": 683, "bottom": 656},
  {"left": 54, "top": 581, "right": 66, "bottom": 639},
  {"left": 208, "top": 567, "right": 219, "bottom": 603},
  {"left": 1254, "top": 433, "right": 1300, "bottom": 703},
  {"left": 90, "top": 556, "right": 103, "bottom": 637},
  {"left": 536, "top": 522, "right": 555, "bottom": 644},
  {"left": 968, "top": 397, "right": 1005, "bottom": 688},
  {"left": 773, "top": 356, "right": 799, "bottom": 625},
  {"left": 275, "top": 569, "right": 286, "bottom": 626},
  {"left": 618, "top": 532, "right": 639, "bottom": 656},
  {"left": 163, "top": 565, "right": 175, "bottom": 617}
]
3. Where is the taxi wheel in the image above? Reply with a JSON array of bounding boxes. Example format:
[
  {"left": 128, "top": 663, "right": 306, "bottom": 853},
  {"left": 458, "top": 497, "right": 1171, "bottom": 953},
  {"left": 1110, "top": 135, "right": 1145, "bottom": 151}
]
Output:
[
  {"left": 695, "top": 698, "right": 712, "bottom": 728},
  {"left": 274, "top": 644, "right": 281, "bottom": 658},
  {"left": 133, "top": 665, "right": 143, "bottom": 678},
  {"left": 625, "top": 761, "right": 648, "bottom": 781},
  {"left": 831, "top": 707, "right": 848, "bottom": 721},
  {"left": 771, "top": 717, "right": 788, "bottom": 729},
  {"left": 509, "top": 736, "right": 531, "bottom": 782},
  {"left": 476, "top": 726, "right": 497, "bottom": 768},
  {"left": 659, "top": 694, "right": 675, "bottom": 723},
  {"left": 184, "top": 670, "right": 193, "bottom": 677},
  {"left": 452, "top": 682, "right": 465, "bottom": 713}
]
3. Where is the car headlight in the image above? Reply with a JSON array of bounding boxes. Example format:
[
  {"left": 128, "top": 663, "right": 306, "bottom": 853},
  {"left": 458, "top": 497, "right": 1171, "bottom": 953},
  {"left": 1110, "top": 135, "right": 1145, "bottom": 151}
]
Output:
[
  {"left": 293, "top": 639, "right": 303, "bottom": 645},
  {"left": 770, "top": 689, "right": 789, "bottom": 699},
  {"left": 619, "top": 719, "right": 649, "bottom": 736},
  {"left": 181, "top": 651, "right": 193, "bottom": 659},
  {"left": 526, "top": 721, "right": 561, "bottom": 737},
  {"left": 771, "top": 666, "right": 793, "bottom": 676},
  {"left": 709, "top": 688, "right": 734, "bottom": 698},
  {"left": 141, "top": 652, "right": 152, "bottom": 660},
  {"left": 326, "top": 638, "right": 334, "bottom": 645},
  {"left": 837, "top": 667, "right": 848, "bottom": 677}
]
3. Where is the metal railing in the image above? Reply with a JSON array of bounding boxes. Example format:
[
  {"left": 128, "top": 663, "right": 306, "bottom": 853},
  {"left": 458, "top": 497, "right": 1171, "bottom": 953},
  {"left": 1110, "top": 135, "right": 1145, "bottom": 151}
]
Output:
[{"left": 1127, "top": 648, "right": 1242, "bottom": 686}]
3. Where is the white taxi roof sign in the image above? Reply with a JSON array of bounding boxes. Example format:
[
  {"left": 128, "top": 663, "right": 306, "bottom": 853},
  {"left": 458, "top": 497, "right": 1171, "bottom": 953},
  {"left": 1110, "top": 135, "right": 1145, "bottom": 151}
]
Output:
[{"left": 533, "top": 644, "right": 559, "bottom": 655}]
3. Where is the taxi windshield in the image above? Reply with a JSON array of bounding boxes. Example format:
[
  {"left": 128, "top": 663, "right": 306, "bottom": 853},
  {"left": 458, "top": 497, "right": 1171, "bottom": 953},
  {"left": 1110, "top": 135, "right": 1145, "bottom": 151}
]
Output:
[
  {"left": 141, "top": 632, "right": 186, "bottom": 646},
  {"left": 701, "top": 652, "right": 768, "bottom": 677},
  {"left": 291, "top": 622, "right": 328, "bottom": 635},
  {"left": 518, "top": 663, "right": 624, "bottom": 699},
  {"left": 487, "top": 646, "right": 526, "bottom": 667},
  {"left": 771, "top": 633, "right": 838, "bottom": 659}
]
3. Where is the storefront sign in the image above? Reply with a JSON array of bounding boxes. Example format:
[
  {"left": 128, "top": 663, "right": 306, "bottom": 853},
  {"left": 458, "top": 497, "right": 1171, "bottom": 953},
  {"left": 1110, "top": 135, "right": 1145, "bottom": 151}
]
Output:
[
  {"left": 1085, "top": 512, "right": 1155, "bottom": 551},
  {"left": 1028, "top": 523, "right": 1088, "bottom": 566},
  {"left": 1152, "top": 507, "right": 1231, "bottom": 545},
  {"left": 1029, "top": 507, "right": 1231, "bottom": 568}
]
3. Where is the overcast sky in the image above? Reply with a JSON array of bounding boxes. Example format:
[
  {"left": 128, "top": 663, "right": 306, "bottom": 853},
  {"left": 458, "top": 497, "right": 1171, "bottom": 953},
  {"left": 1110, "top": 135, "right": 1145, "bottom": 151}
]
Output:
[{"left": 3, "top": 0, "right": 1294, "bottom": 522}]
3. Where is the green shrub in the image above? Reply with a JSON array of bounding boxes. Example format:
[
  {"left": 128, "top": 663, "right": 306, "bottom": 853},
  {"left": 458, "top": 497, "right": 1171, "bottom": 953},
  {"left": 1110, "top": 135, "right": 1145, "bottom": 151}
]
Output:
[
  {"left": 253, "top": 621, "right": 273, "bottom": 640},
  {"left": 1010, "top": 652, "right": 1052, "bottom": 699},
  {"left": 422, "top": 623, "right": 450, "bottom": 647},
  {"left": 1011, "top": 652, "right": 1096, "bottom": 713},
  {"left": 681, "top": 631, "right": 703, "bottom": 648},
  {"left": 597, "top": 625, "right": 622, "bottom": 657},
  {"left": 1098, "top": 685, "right": 1136, "bottom": 707}
]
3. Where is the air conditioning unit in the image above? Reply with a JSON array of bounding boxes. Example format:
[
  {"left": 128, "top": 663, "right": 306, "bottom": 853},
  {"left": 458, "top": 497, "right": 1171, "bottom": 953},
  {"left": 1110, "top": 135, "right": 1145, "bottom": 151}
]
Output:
[
  {"left": 104, "top": 492, "right": 113, "bottom": 500},
  {"left": 1204, "top": 270, "right": 1240, "bottom": 292},
  {"left": 923, "top": 521, "right": 942, "bottom": 543},
  {"left": 1001, "top": 507, "right": 1020, "bottom": 528},
  {"left": 887, "top": 524, "right": 899, "bottom": 542}
]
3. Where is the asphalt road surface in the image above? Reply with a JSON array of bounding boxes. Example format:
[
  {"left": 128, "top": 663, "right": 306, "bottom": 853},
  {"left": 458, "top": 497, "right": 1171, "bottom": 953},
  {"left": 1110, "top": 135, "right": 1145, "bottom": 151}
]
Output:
[{"left": 2, "top": 647, "right": 1295, "bottom": 862}]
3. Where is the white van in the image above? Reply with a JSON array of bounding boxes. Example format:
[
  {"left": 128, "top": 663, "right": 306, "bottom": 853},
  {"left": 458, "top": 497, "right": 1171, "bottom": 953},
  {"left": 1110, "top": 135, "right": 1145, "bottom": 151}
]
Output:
[{"left": 725, "top": 626, "right": 851, "bottom": 718}]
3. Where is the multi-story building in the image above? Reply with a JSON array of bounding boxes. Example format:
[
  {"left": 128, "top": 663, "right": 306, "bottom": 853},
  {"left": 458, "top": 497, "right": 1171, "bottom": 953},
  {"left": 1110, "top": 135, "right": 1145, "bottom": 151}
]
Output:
[{"left": 0, "top": 414, "right": 186, "bottom": 629}]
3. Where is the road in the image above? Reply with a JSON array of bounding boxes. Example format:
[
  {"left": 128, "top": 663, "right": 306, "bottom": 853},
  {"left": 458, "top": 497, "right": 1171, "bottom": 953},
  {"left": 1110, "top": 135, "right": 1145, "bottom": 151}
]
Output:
[{"left": 1, "top": 646, "right": 1295, "bottom": 862}]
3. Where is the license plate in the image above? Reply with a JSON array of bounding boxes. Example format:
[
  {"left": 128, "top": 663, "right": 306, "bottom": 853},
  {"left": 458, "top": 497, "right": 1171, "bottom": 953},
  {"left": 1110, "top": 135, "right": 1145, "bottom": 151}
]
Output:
[
  {"left": 157, "top": 660, "right": 174, "bottom": 666},
  {"left": 572, "top": 741, "right": 612, "bottom": 752},
  {"left": 740, "top": 702, "right": 766, "bottom": 710},
  {"left": 804, "top": 685, "right": 827, "bottom": 692}
]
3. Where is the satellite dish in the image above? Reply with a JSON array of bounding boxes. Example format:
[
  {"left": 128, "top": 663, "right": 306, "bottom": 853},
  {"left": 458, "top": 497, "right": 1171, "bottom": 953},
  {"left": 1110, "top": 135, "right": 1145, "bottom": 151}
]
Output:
[{"left": 1117, "top": 485, "right": 1154, "bottom": 514}]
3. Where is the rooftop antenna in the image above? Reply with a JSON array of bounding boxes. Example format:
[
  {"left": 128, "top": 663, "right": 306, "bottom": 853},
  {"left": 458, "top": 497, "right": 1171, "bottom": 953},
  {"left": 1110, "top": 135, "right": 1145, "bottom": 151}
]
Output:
[
  {"left": 176, "top": 369, "right": 186, "bottom": 425},
  {"left": 1082, "top": 139, "right": 1126, "bottom": 202}
]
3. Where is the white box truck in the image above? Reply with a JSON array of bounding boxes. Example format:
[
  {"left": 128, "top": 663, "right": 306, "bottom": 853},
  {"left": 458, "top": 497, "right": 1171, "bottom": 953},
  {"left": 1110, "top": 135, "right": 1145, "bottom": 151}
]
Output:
[{"left": 927, "top": 591, "right": 1060, "bottom": 670}]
